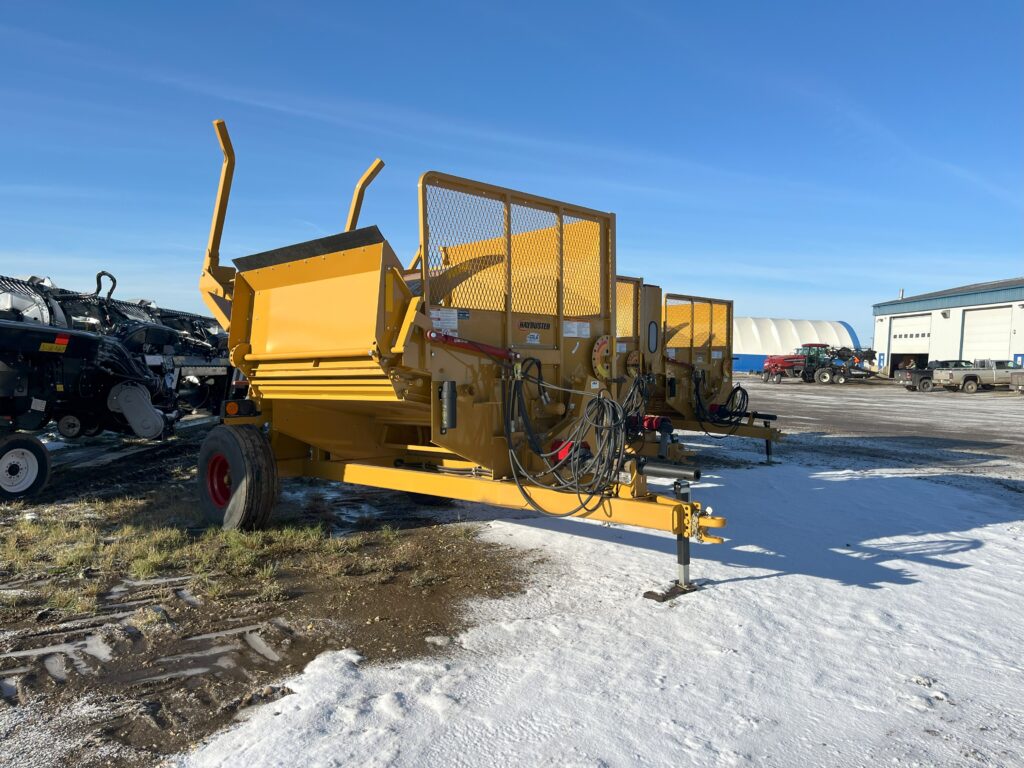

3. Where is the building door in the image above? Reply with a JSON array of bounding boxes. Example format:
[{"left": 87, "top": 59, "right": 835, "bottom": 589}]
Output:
[
  {"left": 888, "top": 314, "right": 932, "bottom": 372},
  {"left": 961, "top": 306, "right": 1011, "bottom": 361}
]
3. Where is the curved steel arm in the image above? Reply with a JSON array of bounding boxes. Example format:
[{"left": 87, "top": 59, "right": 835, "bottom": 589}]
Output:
[
  {"left": 346, "top": 158, "right": 385, "bottom": 232},
  {"left": 200, "top": 119, "right": 236, "bottom": 330}
]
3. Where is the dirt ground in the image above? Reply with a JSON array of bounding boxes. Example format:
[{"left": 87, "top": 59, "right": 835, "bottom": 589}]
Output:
[{"left": 0, "top": 426, "right": 527, "bottom": 768}]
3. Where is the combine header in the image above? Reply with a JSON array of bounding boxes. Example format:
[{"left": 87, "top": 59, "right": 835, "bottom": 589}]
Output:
[
  {"left": 0, "top": 271, "right": 232, "bottom": 499},
  {"left": 197, "top": 120, "right": 727, "bottom": 595}
]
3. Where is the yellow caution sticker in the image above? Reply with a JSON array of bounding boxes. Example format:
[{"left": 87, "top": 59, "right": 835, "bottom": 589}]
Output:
[{"left": 39, "top": 333, "right": 70, "bottom": 353}]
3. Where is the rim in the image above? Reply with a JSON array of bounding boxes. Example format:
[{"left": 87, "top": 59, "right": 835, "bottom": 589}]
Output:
[
  {"left": 206, "top": 452, "right": 232, "bottom": 507},
  {"left": 59, "top": 414, "right": 82, "bottom": 437},
  {"left": 1, "top": 448, "right": 40, "bottom": 494}
]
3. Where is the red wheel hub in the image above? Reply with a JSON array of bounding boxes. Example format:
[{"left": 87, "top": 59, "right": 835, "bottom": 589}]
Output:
[{"left": 206, "top": 452, "right": 231, "bottom": 508}]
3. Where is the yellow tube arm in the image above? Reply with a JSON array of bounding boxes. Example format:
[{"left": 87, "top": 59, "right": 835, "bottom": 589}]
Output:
[
  {"left": 346, "top": 158, "right": 385, "bottom": 232},
  {"left": 200, "top": 119, "right": 237, "bottom": 330}
]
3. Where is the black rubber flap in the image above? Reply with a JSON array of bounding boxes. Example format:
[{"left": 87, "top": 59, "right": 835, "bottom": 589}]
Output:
[{"left": 233, "top": 226, "right": 385, "bottom": 271}]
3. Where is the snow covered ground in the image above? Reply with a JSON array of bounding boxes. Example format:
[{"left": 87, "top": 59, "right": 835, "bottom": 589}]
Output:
[{"left": 177, "top": 387, "right": 1024, "bottom": 767}]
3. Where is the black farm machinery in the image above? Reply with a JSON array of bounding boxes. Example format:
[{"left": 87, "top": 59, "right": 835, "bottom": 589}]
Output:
[{"left": 0, "top": 271, "right": 233, "bottom": 499}]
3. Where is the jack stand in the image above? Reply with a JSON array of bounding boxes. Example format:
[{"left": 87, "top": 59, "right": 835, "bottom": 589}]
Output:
[
  {"left": 764, "top": 421, "right": 773, "bottom": 465},
  {"left": 657, "top": 429, "right": 671, "bottom": 460},
  {"left": 643, "top": 482, "right": 702, "bottom": 601}
]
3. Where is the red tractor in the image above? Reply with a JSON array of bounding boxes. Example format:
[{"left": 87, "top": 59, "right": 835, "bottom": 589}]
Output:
[{"left": 763, "top": 344, "right": 876, "bottom": 385}]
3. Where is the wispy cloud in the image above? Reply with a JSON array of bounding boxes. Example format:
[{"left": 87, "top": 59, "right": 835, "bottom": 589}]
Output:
[{"left": 783, "top": 81, "right": 1023, "bottom": 210}]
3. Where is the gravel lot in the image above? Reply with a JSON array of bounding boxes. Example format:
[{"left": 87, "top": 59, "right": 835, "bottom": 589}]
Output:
[{"left": 737, "top": 375, "right": 1024, "bottom": 464}]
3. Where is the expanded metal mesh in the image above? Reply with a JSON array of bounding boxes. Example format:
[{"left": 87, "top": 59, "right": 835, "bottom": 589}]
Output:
[
  {"left": 562, "top": 215, "right": 602, "bottom": 317},
  {"left": 510, "top": 203, "right": 558, "bottom": 315},
  {"left": 424, "top": 183, "right": 506, "bottom": 310},
  {"left": 692, "top": 301, "right": 712, "bottom": 348},
  {"left": 422, "top": 176, "right": 607, "bottom": 318},
  {"left": 664, "top": 297, "right": 691, "bottom": 351},
  {"left": 615, "top": 279, "right": 638, "bottom": 339},
  {"left": 711, "top": 302, "right": 729, "bottom": 348},
  {"left": 664, "top": 294, "right": 731, "bottom": 357}
]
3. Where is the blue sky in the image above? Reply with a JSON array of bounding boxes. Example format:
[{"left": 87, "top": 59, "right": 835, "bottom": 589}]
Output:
[{"left": 1, "top": 1, "right": 1021, "bottom": 346}]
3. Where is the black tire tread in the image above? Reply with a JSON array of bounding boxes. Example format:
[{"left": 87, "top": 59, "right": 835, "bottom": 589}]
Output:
[
  {"left": 0, "top": 434, "right": 52, "bottom": 499},
  {"left": 198, "top": 425, "right": 278, "bottom": 531}
]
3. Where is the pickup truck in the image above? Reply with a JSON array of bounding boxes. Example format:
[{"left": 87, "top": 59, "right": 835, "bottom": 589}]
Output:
[
  {"left": 932, "top": 359, "right": 1024, "bottom": 393},
  {"left": 894, "top": 360, "right": 973, "bottom": 393},
  {"left": 1012, "top": 370, "right": 1024, "bottom": 394}
]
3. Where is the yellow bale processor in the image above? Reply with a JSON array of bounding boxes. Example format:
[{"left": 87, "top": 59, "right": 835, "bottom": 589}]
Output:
[
  {"left": 613, "top": 277, "right": 781, "bottom": 463},
  {"left": 197, "top": 120, "right": 726, "bottom": 596}
]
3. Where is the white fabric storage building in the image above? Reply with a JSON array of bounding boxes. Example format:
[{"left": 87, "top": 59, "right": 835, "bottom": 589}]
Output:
[
  {"left": 732, "top": 318, "right": 860, "bottom": 372},
  {"left": 872, "top": 277, "right": 1024, "bottom": 376}
]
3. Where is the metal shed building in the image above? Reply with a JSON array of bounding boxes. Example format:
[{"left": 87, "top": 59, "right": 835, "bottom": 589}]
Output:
[
  {"left": 732, "top": 317, "right": 860, "bottom": 372},
  {"left": 872, "top": 277, "right": 1024, "bottom": 375}
]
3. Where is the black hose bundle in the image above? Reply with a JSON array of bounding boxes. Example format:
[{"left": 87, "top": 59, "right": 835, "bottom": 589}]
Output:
[
  {"left": 693, "top": 368, "right": 748, "bottom": 439},
  {"left": 503, "top": 362, "right": 651, "bottom": 517}
]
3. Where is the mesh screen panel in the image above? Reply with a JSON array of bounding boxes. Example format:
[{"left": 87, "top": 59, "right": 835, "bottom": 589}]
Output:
[
  {"left": 692, "top": 301, "right": 712, "bottom": 348},
  {"left": 562, "top": 215, "right": 602, "bottom": 317},
  {"left": 664, "top": 294, "right": 732, "bottom": 355},
  {"left": 664, "top": 297, "right": 693, "bottom": 350},
  {"left": 422, "top": 176, "right": 607, "bottom": 320},
  {"left": 510, "top": 203, "right": 558, "bottom": 314},
  {"left": 425, "top": 183, "right": 506, "bottom": 310},
  {"left": 615, "top": 279, "right": 638, "bottom": 338},
  {"left": 711, "top": 302, "right": 730, "bottom": 347}
]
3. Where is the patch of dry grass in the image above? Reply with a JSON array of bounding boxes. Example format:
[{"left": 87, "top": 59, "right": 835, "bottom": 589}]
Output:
[{"left": 0, "top": 485, "right": 398, "bottom": 616}]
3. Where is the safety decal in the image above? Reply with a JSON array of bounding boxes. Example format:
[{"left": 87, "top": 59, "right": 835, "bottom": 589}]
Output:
[{"left": 38, "top": 333, "right": 70, "bottom": 353}]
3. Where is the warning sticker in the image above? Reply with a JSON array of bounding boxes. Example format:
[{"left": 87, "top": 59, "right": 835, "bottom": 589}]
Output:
[
  {"left": 562, "top": 321, "right": 592, "bottom": 339},
  {"left": 525, "top": 332, "right": 541, "bottom": 345},
  {"left": 712, "top": 350, "right": 723, "bottom": 360},
  {"left": 616, "top": 341, "right": 627, "bottom": 353},
  {"left": 38, "top": 333, "right": 69, "bottom": 353},
  {"left": 429, "top": 308, "right": 459, "bottom": 336}
]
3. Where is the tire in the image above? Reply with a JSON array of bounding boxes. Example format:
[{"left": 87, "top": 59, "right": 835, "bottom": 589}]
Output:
[
  {"left": 772, "top": 373, "right": 783, "bottom": 384},
  {"left": 57, "top": 414, "right": 84, "bottom": 439},
  {"left": 918, "top": 378, "right": 934, "bottom": 393},
  {"left": 761, "top": 371, "right": 770, "bottom": 383},
  {"left": 961, "top": 380, "right": 979, "bottom": 394},
  {"left": 835, "top": 372, "right": 848, "bottom": 385},
  {"left": 82, "top": 420, "right": 104, "bottom": 437},
  {"left": 814, "top": 368, "right": 833, "bottom": 384},
  {"left": 0, "top": 434, "right": 51, "bottom": 500},
  {"left": 198, "top": 425, "right": 279, "bottom": 530},
  {"left": 904, "top": 385, "right": 917, "bottom": 391}
]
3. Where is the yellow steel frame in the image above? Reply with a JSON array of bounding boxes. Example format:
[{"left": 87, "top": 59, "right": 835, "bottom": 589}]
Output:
[
  {"left": 417, "top": 171, "right": 616, "bottom": 357},
  {"left": 271, "top": 457, "right": 725, "bottom": 541},
  {"left": 206, "top": 120, "right": 728, "bottom": 585}
]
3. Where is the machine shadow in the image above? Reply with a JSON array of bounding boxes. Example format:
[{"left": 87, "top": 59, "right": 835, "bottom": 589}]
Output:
[{"left": 447, "top": 461, "right": 1021, "bottom": 591}]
